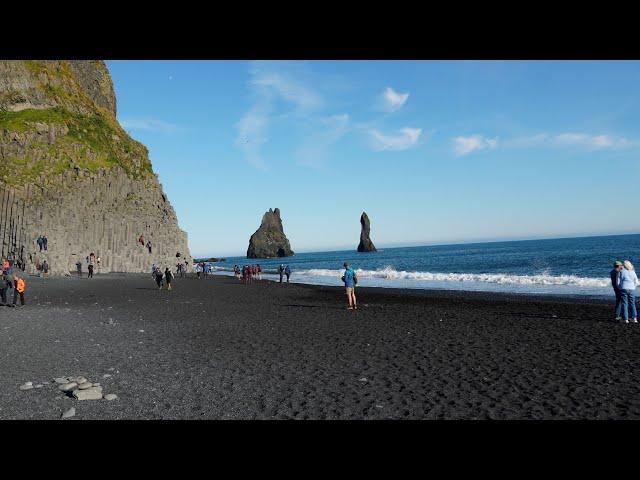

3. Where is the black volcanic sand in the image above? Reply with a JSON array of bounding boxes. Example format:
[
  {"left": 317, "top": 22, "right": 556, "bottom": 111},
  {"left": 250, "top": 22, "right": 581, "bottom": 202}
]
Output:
[{"left": 1, "top": 273, "right": 639, "bottom": 420}]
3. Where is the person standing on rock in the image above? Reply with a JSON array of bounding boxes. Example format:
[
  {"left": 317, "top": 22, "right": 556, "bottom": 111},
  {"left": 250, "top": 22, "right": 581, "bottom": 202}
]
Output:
[
  {"left": 0, "top": 270, "right": 11, "bottom": 305},
  {"left": 147, "top": 240, "right": 152, "bottom": 254},
  {"left": 37, "top": 235, "right": 43, "bottom": 252},
  {"left": 12, "top": 274, "right": 25, "bottom": 307},
  {"left": 165, "top": 267, "right": 173, "bottom": 290},
  {"left": 76, "top": 261, "right": 82, "bottom": 277},
  {"left": 342, "top": 262, "right": 358, "bottom": 310}
]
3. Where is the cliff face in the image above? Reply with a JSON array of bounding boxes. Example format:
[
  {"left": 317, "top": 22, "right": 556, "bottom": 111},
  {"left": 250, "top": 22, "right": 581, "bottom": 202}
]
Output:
[
  {"left": 247, "top": 208, "right": 294, "bottom": 259},
  {"left": 357, "top": 211, "right": 377, "bottom": 252},
  {"left": 0, "top": 60, "right": 192, "bottom": 274}
]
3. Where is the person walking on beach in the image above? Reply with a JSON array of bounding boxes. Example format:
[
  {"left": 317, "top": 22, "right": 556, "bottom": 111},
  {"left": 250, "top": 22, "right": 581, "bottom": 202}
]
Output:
[
  {"left": 278, "top": 264, "right": 285, "bottom": 283},
  {"left": 611, "top": 261, "right": 624, "bottom": 321},
  {"left": 617, "top": 260, "right": 639, "bottom": 323},
  {"left": 154, "top": 267, "right": 164, "bottom": 289},
  {"left": 12, "top": 274, "right": 25, "bottom": 307},
  {"left": 285, "top": 265, "right": 291, "bottom": 283},
  {"left": 88, "top": 262, "right": 94, "bottom": 279},
  {"left": 165, "top": 267, "right": 173, "bottom": 290},
  {"left": 0, "top": 270, "right": 11, "bottom": 305},
  {"left": 342, "top": 262, "right": 358, "bottom": 310},
  {"left": 76, "top": 261, "right": 82, "bottom": 277}
]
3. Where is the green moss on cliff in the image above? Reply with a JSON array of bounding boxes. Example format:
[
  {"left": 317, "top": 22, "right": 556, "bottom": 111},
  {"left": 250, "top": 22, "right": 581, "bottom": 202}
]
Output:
[{"left": 0, "top": 107, "right": 152, "bottom": 183}]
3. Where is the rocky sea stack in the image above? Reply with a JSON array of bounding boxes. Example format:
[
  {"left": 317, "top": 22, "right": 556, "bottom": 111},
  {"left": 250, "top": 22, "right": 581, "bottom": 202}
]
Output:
[
  {"left": 357, "top": 211, "right": 377, "bottom": 252},
  {"left": 0, "top": 60, "right": 192, "bottom": 274},
  {"left": 247, "top": 208, "right": 294, "bottom": 259}
]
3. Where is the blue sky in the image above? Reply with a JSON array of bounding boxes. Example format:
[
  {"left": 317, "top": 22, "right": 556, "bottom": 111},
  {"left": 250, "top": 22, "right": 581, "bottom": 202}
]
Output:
[{"left": 106, "top": 61, "right": 640, "bottom": 257}]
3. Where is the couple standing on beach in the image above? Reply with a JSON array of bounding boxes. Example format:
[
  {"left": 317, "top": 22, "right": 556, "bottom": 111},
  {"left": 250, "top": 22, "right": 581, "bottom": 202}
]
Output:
[{"left": 611, "top": 260, "right": 639, "bottom": 323}]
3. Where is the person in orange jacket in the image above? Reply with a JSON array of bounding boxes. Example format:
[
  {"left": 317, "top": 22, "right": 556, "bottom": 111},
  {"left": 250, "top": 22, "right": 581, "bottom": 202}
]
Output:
[{"left": 12, "top": 274, "right": 25, "bottom": 307}]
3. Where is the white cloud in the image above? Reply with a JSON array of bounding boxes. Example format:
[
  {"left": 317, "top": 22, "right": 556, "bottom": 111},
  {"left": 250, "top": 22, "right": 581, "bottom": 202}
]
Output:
[
  {"left": 453, "top": 135, "right": 498, "bottom": 156},
  {"left": 236, "top": 62, "right": 326, "bottom": 169},
  {"left": 369, "top": 127, "right": 422, "bottom": 151},
  {"left": 120, "top": 118, "right": 180, "bottom": 134},
  {"left": 297, "top": 114, "right": 350, "bottom": 168},
  {"left": 378, "top": 87, "right": 409, "bottom": 112},
  {"left": 554, "top": 133, "right": 632, "bottom": 149}
]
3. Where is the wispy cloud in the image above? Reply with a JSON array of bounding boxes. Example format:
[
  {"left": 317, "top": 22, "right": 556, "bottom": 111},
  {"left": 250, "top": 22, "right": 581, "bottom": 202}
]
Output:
[
  {"left": 297, "top": 114, "right": 350, "bottom": 168},
  {"left": 453, "top": 135, "right": 498, "bottom": 156},
  {"left": 377, "top": 87, "right": 409, "bottom": 112},
  {"left": 236, "top": 62, "right": 325, "bottom": 169},
  {"left": 369, "top": 127, "right": 422, "bottom": 151},
  {"left": 554, "top": 133, "right": 632, "bottom": 149},
  {"left": 120, "top": 118, "right": 180, "bottom": 134}
]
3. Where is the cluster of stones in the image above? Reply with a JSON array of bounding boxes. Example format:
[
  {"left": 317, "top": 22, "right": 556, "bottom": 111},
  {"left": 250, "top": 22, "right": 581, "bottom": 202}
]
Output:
[{"left": 19, "top": 374, "right": 118, "bottom": 419}]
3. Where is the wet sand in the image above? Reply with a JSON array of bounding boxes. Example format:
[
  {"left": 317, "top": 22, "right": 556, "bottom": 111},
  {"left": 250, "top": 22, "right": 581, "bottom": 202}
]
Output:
[{"left": 1, "top": 273, "right": 639, "bottom": 419}]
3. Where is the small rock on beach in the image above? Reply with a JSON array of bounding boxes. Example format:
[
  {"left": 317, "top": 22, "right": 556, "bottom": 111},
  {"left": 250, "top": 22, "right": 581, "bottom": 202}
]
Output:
[{"left": 61, "top": 407, "right": 76, "bottom": 419}]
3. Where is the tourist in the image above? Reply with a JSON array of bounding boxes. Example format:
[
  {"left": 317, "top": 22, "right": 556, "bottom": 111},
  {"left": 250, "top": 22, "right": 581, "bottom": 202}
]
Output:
[
  {"left": 37, "top": 235, "right": 43, "bottom": 252},
  {"left": 97, "top": 256, "right": 101, "bottom": 272},
  {"left": 2, "top": 257, "right": 9, "bottom": 273},
  {"left": 0, "top": 270, "right": 11, "bottom": 305},
  {"left": 88, "top": 262, "right": 94, "bottom": 279},
  {"left": 256, "top": 264, "right": 262, "bottom": 280},
  {"left": 278, "top": 264, "right": 285, "bottom": 283},
  {"left": 139, "top": 233, "right": 145, "bottom": 246},
  {"left": 611, "top": 261, "right": 624, "bottom": 321},
  {"left": 42, "top": 260, "right": 49, "bottom": 277},
  {"left": 147, "top": 240, "right": 152, "bottom": 254},
  {"left": 285, "top": 265, "right": 291, "bottom": 283},
  {"left": 43, "top": 235, "right": 48, "bottom": 251},
  {"left": 234, "top": 265, "right": 240, "bottom": 280},
  {"left": 12, "top": 273, "right": 25, "bottom": 307},
  {"left": 165, "top": 267, "right": 173, "bottom": 290},
  {"left": 76, "top": 261, "right": 82, "bottom": 277},
  {"left": 341, "top": 262, "right": 358, "bottom": 310},
  {"left": 154, "top": 267, "right": 164, "bottom": 289},
  {"left": 617, "top": 260, "right": 639, "bottom": 323},
  {"left": 196, "top": 263, "right": 201, "bottom": 279}
]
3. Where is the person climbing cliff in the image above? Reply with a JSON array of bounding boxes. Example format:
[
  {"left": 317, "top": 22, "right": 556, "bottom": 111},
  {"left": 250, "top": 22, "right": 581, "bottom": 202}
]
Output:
[
  {"left": 37, "top": 235, "right": 43, "bottom": 252},
  {"left": 42, "top": 260, "right": 49, "bottom": 277},
  {"left": 43, "top": 235, "right": 48, "bottom": 251},
  {"left": 138, "top": 234, "right": 145, "bottom": 246},
  {"left": 147, "top": 240, "right": 152, "bottom": 254}
]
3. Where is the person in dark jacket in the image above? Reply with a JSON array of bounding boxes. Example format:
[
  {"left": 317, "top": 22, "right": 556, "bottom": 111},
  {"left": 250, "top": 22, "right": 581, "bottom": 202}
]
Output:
[
  {"left": 0, "top": 271, "right": 11, "bottom": 305},
  {"left": 165, "top": 267, "right": 173, "bottom": 290},
  {"left": 76, "top": 261, "right": 82, "bottom": 277},
  {"left": 285, "top": 265, "right": 291, "bottom": 283},
  {"left": 37, "top": 236, "right": 43, "bottom": 252},
  {"left": 154, "top": 268, "right": 164, "bottom": 289},
  {"left": 611, "top": 260, "right": 624, "bottom": 320},
  {"left": 43, "top": 235, "right": 48, "bottom": 251},
  {"left": 147, "top": 241, "right": 152, "bottom": 254}
]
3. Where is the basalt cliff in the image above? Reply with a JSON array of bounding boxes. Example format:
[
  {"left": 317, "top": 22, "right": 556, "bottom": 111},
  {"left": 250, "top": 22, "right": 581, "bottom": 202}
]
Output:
[
  {"left": 247, "top": 208, "right": 294, "bottom": 259},
  {"left": 0, "top": 60, "right": 192, "bottom": 275},
  {"left": 357, "top": 211, "right": 377, "bottom": 252}
]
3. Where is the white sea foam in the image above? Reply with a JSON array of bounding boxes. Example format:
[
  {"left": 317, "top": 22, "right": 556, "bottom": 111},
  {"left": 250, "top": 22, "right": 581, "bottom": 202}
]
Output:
[{"left": 295, "top": 266, "right": 610, "bottom": 288}]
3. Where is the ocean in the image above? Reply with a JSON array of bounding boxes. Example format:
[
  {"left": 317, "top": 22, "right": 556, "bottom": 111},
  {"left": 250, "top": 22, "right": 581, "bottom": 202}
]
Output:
[{"left": 210, "top": 234, "right": 640, "bottom": 297}]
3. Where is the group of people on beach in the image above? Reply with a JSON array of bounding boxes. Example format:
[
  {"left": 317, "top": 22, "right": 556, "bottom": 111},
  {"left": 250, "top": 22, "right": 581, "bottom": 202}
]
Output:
[
  {"left": 233, "top": 264, "right": 262, "bottom": 284},
  {"left": 610, "top": 260, "right": 639, "bottom": 323},
  {"left": 152, "top": 264, "right": 173, "bottom": 290},
  {"left": 1, "top": 259, "right": 26, "bottom": 307}
]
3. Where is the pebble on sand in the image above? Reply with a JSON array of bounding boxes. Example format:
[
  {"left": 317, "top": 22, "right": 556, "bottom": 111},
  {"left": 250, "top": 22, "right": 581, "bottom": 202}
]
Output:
[
  {"left": 75, "top": 376, "right": 88, "bottom": 385},
  {"left": 102, "top": 374, "right": 112, "bottom": 378},
  {"left": 77, "top": 382, "right": 93, "bottom": 390},
  {"left": 73, "top": 386, "right": 103, "bottom": 401},
  {"left": 19, "top": 383, "right": 34, "bottom": 391},
  {"left": 54, "top": 377, "right": 68, "bottom": 384},
  {"left": 59, "top": 382, "right": 78, "bottom": 392},
  {"left": 104, "top": 394, "right": 118, "bottom": 401},
  {"left": 62, "top": 407, "right": 76, "bottom": 419}
]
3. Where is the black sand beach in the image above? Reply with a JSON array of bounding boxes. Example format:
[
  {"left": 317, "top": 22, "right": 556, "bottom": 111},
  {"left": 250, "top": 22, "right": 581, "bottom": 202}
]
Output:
[{"left": 1, "top": 273, "right": 639, "bottom": 420}]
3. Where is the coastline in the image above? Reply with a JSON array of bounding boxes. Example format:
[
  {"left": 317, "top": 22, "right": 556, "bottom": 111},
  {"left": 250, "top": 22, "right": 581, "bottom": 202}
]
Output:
[{"left": 1, "top": 273, "right": 637, "bottom": 419}]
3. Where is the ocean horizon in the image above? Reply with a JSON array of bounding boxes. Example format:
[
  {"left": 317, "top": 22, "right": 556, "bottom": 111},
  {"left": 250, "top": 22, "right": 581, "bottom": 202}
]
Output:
[{"left": 208, "top": 233, "right": 640, "bottom": 297}]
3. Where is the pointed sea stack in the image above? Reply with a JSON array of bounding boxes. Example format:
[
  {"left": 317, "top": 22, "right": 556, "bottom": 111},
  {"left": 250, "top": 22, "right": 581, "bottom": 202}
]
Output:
[
  {"left": 247, "top": 208, "right": 294, "bottom": 258},
  {"left": 357, "top": 211, "right": 377, "bottom": 252}
]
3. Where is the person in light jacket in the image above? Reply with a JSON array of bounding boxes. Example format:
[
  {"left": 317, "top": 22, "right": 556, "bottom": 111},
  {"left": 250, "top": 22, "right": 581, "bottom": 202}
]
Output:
[{"left": 617, "top": 260, "right": 639, "bottom": 323}]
